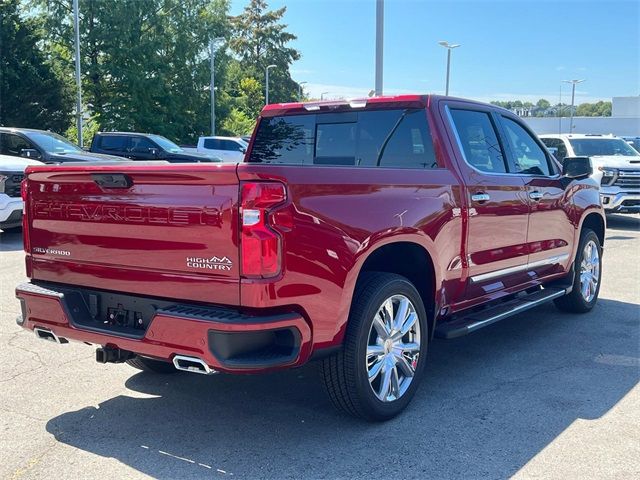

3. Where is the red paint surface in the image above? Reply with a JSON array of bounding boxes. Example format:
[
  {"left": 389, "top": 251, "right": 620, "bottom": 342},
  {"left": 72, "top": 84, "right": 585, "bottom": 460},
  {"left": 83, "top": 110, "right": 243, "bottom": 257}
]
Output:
[{"left": 17, "top": 95, "right": 604, "bottom": 369}]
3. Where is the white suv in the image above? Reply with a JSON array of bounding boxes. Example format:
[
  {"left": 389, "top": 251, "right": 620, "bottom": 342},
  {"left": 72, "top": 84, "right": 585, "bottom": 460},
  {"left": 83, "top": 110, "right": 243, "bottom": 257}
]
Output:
[
  {"left": 540, "top": 134, "right": 640, "bottom": 214},
  {"left": 0, "top": 154, "right": 43, "bottom": 231}
]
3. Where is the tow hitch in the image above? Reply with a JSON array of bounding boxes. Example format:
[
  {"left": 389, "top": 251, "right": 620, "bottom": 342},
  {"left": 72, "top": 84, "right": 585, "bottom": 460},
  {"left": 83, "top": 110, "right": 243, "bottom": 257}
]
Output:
[{"left": 95, "top": 347, "right": 134, "bottom": 364}]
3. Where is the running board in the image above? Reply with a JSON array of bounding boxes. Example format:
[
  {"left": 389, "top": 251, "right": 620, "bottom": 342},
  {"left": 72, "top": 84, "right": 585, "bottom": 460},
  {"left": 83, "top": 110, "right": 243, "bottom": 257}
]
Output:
[{"left": 435, "top": 287, "right": 568, "bottom": 339}]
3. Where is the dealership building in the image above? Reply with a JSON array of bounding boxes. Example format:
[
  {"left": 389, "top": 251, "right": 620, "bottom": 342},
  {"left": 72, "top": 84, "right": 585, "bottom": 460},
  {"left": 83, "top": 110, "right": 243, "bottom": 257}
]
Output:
[{"left": 524, "top": 96, "right": 639, "bottom": 136}]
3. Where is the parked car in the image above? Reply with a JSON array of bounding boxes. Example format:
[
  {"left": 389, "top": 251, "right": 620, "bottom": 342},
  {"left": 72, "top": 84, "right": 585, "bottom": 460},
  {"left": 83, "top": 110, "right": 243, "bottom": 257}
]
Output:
[
  {"left": 17, "top": 95, "right": 604, "bottom": 421},
  {"left": 91, "top": 132, "right": 221, "bottom": 163},
  {"left": 0, "top": 127, "right": 127, "bottom": 164},
  {"left": 0, "top": 154, "right": 43, "bottom": 231},
  {"left": 540, "top": 134, "right": 640, "bottom": 213},
  {"left": 181, "top": 136, "right": 248, "bottom": 162}
]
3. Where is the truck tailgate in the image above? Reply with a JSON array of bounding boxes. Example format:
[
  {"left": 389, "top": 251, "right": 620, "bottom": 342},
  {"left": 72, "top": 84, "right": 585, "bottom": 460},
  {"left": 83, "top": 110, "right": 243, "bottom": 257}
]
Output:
[{"left": 25, "top": 164, "right": 240, "bottom": 305}]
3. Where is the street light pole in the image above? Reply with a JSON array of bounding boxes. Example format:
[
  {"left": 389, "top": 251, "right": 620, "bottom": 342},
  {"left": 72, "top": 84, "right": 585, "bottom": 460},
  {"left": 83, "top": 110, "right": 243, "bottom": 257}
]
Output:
[
  {"left": 320, "top": 92, "right": 329, "bottom": 100},
  {"left": 72, "top": 0, "right": 82, "bottom": 147},
  {"left": 562, "top": 79, "right": 585, "bottom": 133},
  {"left": 558, "top": 83, "right": 562, "bottom": 135},
  {"left": 298, "top": 81, "right": 308, "bottom": 101},
  {"left": 374, "top": 0, "right": 384, "bottom": 96},
  {"left": 265, "top": 65, "right": 276, "bottom": 105},
  {"left": 438, "top": 41, "right": 461, "bottom": 96},
  {"left": 209, "top": 37, "right": 224, "bottom": 136}
]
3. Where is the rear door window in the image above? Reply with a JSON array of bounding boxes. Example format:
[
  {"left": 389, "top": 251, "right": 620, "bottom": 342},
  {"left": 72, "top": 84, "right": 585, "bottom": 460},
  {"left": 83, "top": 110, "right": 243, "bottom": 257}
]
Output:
[
  {"left": 203, "top": 138, "right": 221, "bottom": 150},
  {"left": 99, "top": 135, "right": 128, "bottom": 152},
  {"left": 130, "top": 136, "right": 156, "bottom": 151},
  {"left": 249, "top": 108, "right": 438, "bottom": 168},
  {"left": 221, "top": 139, "right": 243, "bottom": 152}
]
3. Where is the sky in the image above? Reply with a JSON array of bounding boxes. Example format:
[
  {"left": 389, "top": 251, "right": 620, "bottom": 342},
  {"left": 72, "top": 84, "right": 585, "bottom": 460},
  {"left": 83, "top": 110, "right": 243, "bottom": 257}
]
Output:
[{"left": 230, "top": 0, "right": 640, "bottom": 104}]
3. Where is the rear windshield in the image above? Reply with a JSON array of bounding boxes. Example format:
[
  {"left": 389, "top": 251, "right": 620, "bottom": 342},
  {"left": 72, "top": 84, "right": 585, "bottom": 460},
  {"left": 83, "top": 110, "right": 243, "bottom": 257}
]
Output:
[{"left": 249, "top": 108, "right": 439, "bottom": 168}]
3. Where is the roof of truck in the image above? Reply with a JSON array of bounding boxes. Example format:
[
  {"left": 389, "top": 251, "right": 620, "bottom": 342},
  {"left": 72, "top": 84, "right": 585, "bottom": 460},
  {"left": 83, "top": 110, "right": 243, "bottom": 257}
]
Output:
[
  {"left": 261, "top": 94, "right": 429, "bottom": 117},
  {"left": 260, "top": 94, "right": 508, "bottom": 117}
]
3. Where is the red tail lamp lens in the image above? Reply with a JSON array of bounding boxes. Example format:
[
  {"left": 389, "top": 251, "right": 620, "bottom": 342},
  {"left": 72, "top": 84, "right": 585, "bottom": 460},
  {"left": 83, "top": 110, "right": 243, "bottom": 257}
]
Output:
[{"left": 240, "top": 182, "right": 286, "bottom": 278}]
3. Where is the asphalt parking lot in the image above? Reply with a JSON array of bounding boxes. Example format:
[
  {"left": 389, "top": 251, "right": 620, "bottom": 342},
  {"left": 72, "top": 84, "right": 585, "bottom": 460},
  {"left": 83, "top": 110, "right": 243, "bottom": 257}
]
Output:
[{"left": 1, "top": 215, "right": 638, "bottom": 480}]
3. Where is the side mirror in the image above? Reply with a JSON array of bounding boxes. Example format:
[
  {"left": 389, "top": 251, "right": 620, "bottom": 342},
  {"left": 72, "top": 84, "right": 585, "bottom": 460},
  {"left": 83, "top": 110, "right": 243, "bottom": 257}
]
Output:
[
  {"left": 149, "top": 148, "right": 160, "bottom": 158},
  {"left": 562, "top": 156, "right": 592, "bottom": 179},
  {"left": 20, "top": 148, "right": 41, "bottom": 159}
]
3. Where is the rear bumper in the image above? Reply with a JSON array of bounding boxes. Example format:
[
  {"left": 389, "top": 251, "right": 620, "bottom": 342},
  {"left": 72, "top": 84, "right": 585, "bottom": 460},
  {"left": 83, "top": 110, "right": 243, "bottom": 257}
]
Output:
[{"left": 15, "top": 282, "right": 312, "bottom": 374}]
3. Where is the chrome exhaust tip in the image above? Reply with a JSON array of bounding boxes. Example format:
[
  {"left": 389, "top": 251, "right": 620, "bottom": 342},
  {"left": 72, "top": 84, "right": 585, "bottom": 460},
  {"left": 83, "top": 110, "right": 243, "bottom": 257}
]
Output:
[
  {"left": 34, "top": 327, "right": 68, "bottom": 344},
  {"left": 172, "top": 355, "right": 216, "bottom": 375}
]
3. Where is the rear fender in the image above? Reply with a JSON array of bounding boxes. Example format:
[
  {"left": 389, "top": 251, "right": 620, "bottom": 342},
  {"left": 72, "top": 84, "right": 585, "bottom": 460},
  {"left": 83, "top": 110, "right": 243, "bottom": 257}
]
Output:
[{"left": 331, "top": 231, "right": 442, "bottom": 345}]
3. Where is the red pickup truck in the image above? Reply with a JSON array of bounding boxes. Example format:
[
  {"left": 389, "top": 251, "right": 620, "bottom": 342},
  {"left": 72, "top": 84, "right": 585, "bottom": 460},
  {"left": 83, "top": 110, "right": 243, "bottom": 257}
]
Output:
[{"left": 16, "top": 95, "right": 604, "bottom": 420}]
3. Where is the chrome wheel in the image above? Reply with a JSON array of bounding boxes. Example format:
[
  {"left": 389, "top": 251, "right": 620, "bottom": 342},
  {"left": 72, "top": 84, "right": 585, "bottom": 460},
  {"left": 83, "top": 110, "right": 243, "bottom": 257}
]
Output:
[
  {"left": 366, "top": 294, "right": 421, "bottom": 402},
  {"left": 580, "top": 240, "right": 600, "bottom": 302}
]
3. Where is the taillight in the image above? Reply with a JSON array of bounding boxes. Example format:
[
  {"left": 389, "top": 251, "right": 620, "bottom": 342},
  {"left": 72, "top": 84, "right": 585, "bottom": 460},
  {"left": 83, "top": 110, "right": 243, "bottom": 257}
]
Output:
[
  {"left": 240, "top": 182, "right": 286, "bottom": 278},
  {"left": 21, "top": 179, "right": 31, "bottom": 254}
]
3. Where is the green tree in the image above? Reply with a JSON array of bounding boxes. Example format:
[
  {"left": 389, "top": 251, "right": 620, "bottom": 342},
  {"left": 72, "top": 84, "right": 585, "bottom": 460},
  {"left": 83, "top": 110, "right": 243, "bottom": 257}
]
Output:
[
  {"left": 65, "top": 115, "right": 100, "bottom": 145},
  {"left": 536, "top": 98, "right": 550, "bottom": 109},
  {"left": 237, "top": 77, "right": 264, "bottom": 116},
  {"left": 229, "top": 0, "right": 300, "bottom": 107},
  {"left": 576, "top": 101, "right": 612, "bottom": 117},
  {"left": 0, "top": 0, "right": 72, "bottom": 131},
  {"left": 32, "top": 0, "right": 231, "bottom": 143},
  {"left": 491, "top": 100, "right": 515, "bottom": 110},
  {"left": 221, "top": 108, "right": 255, "bottom": 135}
]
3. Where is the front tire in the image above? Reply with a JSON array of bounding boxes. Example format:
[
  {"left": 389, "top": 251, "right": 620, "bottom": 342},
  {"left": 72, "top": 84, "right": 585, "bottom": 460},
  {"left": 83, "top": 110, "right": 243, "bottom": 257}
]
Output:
[
  {"left": 320, "top": 272, "right": 429, "bottom": 421},
  {"left": 554, "top": 228, "right": 602, "bottom": 313}
]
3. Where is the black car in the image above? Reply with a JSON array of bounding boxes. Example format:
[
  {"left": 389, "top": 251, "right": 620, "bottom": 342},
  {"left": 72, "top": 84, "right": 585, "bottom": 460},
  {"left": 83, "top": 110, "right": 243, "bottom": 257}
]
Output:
[
  {"left": 0, "top": 127, "right": 126, "bottom": 164},
  {"left": 91, "top": 132, "right": 220, "bottom": 163}
]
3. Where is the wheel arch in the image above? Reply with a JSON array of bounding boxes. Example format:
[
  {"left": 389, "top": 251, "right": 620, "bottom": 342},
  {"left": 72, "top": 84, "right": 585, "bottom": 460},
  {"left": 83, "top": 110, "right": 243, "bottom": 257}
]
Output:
[
  {"left": 581, "top": 211, "right": 605, "bottom": 247},
  {"left": 335, "top": 237, "right": 441, "bottom": 344}
]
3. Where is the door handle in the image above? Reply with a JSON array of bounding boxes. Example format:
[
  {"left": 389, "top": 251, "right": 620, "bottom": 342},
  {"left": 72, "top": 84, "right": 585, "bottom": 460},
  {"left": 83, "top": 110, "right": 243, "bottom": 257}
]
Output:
[
  {"left": 529, "top": 191, "right": 544, "bottom": 200},
  {"left": 471, "top": 192, "right": 491, "bottom": 202}
]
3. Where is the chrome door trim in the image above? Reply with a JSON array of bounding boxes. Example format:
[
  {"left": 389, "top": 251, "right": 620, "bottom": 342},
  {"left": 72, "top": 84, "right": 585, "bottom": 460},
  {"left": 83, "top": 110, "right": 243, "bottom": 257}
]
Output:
[{"left": 470, "top": 253, "right": 570, "bottom": 284}]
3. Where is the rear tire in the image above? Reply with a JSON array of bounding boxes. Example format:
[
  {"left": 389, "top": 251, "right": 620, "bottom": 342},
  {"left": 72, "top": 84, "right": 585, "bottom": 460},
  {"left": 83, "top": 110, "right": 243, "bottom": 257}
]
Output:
[
  {"left": 554, "top": 228, "right": 602, "bottom": 313},
  {"left": 320, "top": 272, "right": 429, "bottom": 421},
  {"left": 126, "top": 356, "right": 177, "bottom": 374}
]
